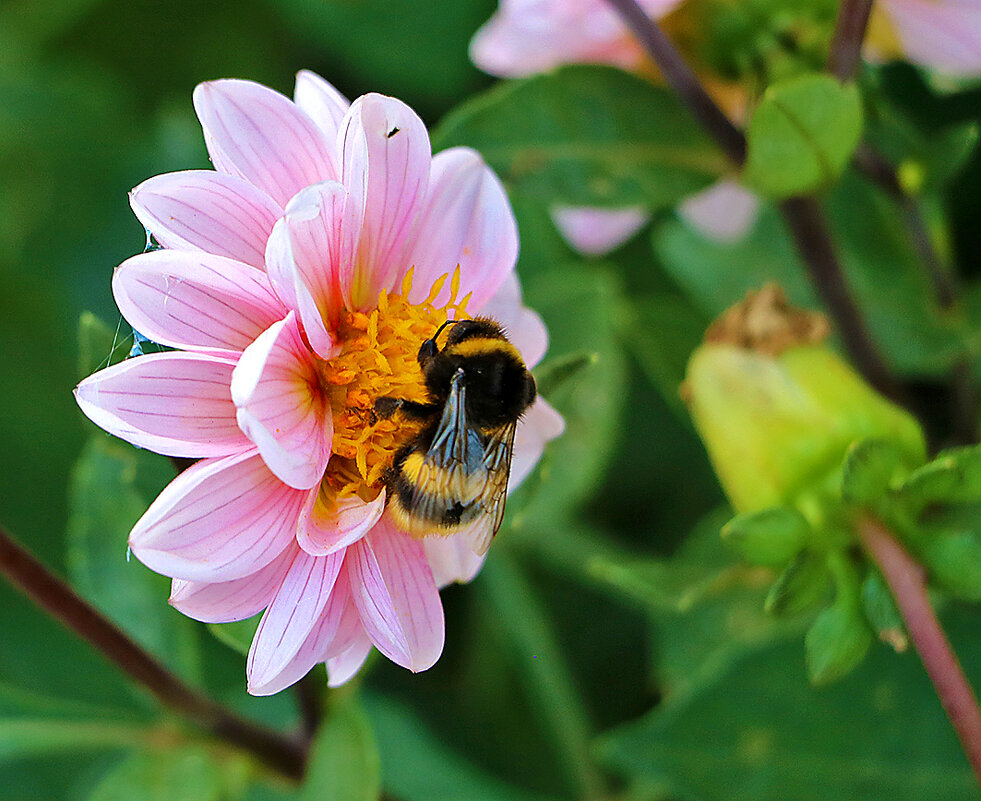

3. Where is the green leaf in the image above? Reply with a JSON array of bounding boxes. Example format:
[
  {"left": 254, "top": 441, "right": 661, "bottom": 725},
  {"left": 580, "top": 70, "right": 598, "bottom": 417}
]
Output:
[
  {"left": 363, "top": 693, "right": 564, "bottom": 801},
  {"left": 765, "top": 550, "right": 831, "bottom": 617},
  {"left": 919, "top": 530, "right": 981, "bottom": 602},
  {"left": 0, "top": 719, "right": 149, "bottom": 763},
  {"left": 434, "top": 65, "right": 726, "bottom": 208},
  {"left": 861, "top": 569, "right": 907, "bottom": 650},
  {"left": 600, "top": 605, "right": 981, "bottom": 801},
  {"left": 840, "top": 438, "right": 913, "bottom": 505},
  {"left": 77, "top": 312, "right": 128, "bottom": 380},
  {"left": 302, "top": 693, "right": 380, "bottom": 801},
  {"left": 900, "top": 446, "right": 981, "bottom": 512},
  {"left": 744, "top": 73, "right": 863, "bottom": 198},
  {"left": 65, "top": 436, "right": 201, "bottom": 679},
  {"left": 87, "top": 748, "right": 223, "bottom": 801},
  {"left": 805, "top": 600, "right": 873, "bottom": 685},
  {"left": 722, "top": 507, "right": 810, "bottom": 567}
]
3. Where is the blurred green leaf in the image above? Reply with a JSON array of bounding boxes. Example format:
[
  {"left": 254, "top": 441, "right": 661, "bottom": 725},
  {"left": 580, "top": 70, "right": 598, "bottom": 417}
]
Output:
[
  {"left": 840, "top": 438, "right": 913, "bottom": 506},
  {"left": 363, "top": 692, "right": 564, "bottom": 801},
  {"left": 656, "top": 173, "right": 962, "bottom": 375},
  {"left": 434, "top": 65, "right": 726, "bottom": 208},
  {"left": 861, "top": 570, "right": 906, "bottom": 648},
  {"left": 302, "top": 693, "right": 380, "bottom": 801},
  {"left": 919, "top": 530, "right": 981, "bottom": 602},
  {"left": 900, "top": 447, "right": 981, "bottom": 513},
  {"left": 805, "top": 599, "right": 872, "bottom": 685},
  {"left": 0, "top": 719, "right": 147, "bottom": 763},
  {"left": 65, "top": 436, "right": 201, "bottom": 679},
  {"left": 87, "top": 748, "right": 224, "bottom": 801},
  {"left": 744, "top": 74, "right": 863, "bottom": 198},
  {"left": 722, "top": 507, "right": 810, "bottom": 567},
  {"left": 765, "top": 550, "right": 831, "bottom": 617},
  {"left": 207, "top": 617, "right": 262, "bottom": 658},
  {"left": 600, "top": 604, "right": 981, "bottom": 801}
]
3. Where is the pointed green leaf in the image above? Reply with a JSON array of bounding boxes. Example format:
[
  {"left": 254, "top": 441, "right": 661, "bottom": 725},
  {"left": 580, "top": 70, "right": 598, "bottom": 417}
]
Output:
[
  {"left": 765, "top": 550, "right": 831, "bottom": 617},
  {"left": 840, "top": 438, "right": 913, "bottom": 505},
  {"left": 87, "top": 748, "right": 223, "bottom": 801},
  {"left": 919, "top": 530, "right": 981, "bottom": 602},
  {"left": 901, "top": 446, "right": 981, "bottom": 512},
  {"left": 722, "top": 507, "right": 810, "bottom": 567},
  {"left": 302, "top": 694, "right": 380, "bottom": 801}
]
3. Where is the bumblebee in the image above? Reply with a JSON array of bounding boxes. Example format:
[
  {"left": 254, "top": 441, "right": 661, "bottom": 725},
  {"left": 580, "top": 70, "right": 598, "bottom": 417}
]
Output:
[{"left": 374, "top": 317, "right": 537, "bottom": 555}]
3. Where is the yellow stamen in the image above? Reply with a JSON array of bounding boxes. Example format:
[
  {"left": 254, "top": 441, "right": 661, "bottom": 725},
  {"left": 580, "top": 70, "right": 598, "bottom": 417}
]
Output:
[{"left": 315, "top": 269, "right": 470, "bottom": 500}]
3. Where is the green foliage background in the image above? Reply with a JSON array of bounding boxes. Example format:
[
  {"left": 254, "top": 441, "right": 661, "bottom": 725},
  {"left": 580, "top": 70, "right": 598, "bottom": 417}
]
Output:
[{"left": 2, "top": 1, "right": 981, "bottom": 800}]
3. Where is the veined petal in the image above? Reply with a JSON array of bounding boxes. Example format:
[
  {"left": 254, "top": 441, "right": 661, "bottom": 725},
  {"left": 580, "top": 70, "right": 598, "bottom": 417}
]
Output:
[
  {"left": 879, "top": 0, "right": 981, "bottom": 76},
  {"left": 407, "top": 147, "right": 516, "bottom": 311},
  {"left": 294, "top": 71, "right": 351, "bottom": 143},
  {"left": 74, "top": 352, "right": 247, "bottom": 458},
  {"left": 265, "top": 181, "right": 347, "bottom": 355},
  {"left": 129, "top": 450, "right": 308, "bottom": 583},
  {"left": 423, "top": 536, "right": 486, "bottom": 589},
  {"left": 326, "top": 632, "right": 373, "bottom": 688},
  {"left": 193, "top": 79, "right": 337, "bottom": 206},
  {"left": 297, "top": 488, "right": 387, "bottom": 556},
  {"left": 510, "top": 397, "right": 565, "bottom": 491},
  {"left": 246, "top": 547, "right": 344, "bottom": 695},
  {"left": 477, "top": 272, "right": 548, "bottom": 369},
  {"left": 169, "top": 546, "right": 295, "bottom": 623},
  {"left": 678, "top": 180, "right": 759, "bottom": 243},
  {"left": 129, "top": 170, "right": 282, "bottom": 269},
  {"left": 113, "top": 250, "right": 286, "bottom": 355},
  {"left": 349, "top": 519, "right": 444, "bottom": 672},
  {"left": 231, "top": 312, "right": 332, "bottom": 490},
  {"left": 550, "top": 205, "right": 649, "bottom": 256},
  {"left": 338, "top": 93, "right": 431, "bottom": 309}
]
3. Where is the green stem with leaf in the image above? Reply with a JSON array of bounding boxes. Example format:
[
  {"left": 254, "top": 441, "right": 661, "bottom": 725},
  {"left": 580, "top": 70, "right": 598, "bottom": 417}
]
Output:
[{"left": 858, "top": 517, "right": 981, "bottom": 787}]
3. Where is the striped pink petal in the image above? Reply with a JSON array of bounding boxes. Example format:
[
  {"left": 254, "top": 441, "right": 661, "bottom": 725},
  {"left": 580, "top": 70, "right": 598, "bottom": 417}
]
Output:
[
  {"left": 193, "top": 79, "right": 337, "bottom": 207},
  {"left": 294, "top": 71, "right": 351, "bottom": 142},
  {"left": 406, "top": 147, "right": 516, "bottom": 311},
  {"left": 74, "top": 352, "right": 246, "bottom": 458},
  {"left": 265, "top": 181, "right": 347, "bottom": 356},
  {"left": 881, "top": 0, "right": 981, "bottom": 76},
  {"left": 129, "top": 450, "right": 308, "bottom": 583},
  {"left": 246, "top": 547, "right": 344, "bottom": 695},
  {"left": 550, "top": 205, "right": 649, "bottom": 256},
  {"left": 113, "top": 250, "right": 286, "bottom": 355},
  {"left": 326, "top": 632, "right": 373, "bottom": 688},
  {"left": 297, "top": 489, "right": 387, "bottom": 556},
  {"left": 129, "top": 170, "right": 282, "bottom": 269},
  {"left": 477, "top": 272, "right": 548, "bottom": 369},
  {"left": 349, "top": 519, "right": 444, "bottom": 672},
  {"left": 423, "top": 536, "right": 486, "bottom": 589},
  {"left": 169, "top": 547, "right": 295, "bottom": 623},
  {"left": 510, "top": 397, "right": 565, "bottom": 491},
  {"left": 338, "top": 93, "right": 431, "bottom": 310},
  {"left": 230, "top": 313, "right": 331, "bottom": 490}
]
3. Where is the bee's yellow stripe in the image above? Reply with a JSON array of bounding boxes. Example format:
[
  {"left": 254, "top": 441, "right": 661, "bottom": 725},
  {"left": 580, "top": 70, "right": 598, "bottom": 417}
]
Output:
[{"left": 447, "top": 337, "right": 523, "bottom": 364}]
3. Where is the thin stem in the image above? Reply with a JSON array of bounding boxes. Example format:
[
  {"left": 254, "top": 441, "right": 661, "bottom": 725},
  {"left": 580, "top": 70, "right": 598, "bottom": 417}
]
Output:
[
  {"left": 827, "top": 0, "right": 875, "bottom": 82},
  {"left": 858, "top": 517, "right": 981, "bottom": 786},
  {"left": 294, "top": 672, "right": 326, "bottom": 744},
  {"left": 603, "top": 0, "right": 901, "bottom": 403},
  {"left": 0, "top": 524, "right": 307, "bottom": 782},
  {"left": 602, "top": 0, "right": 746, "bottom": 165}
]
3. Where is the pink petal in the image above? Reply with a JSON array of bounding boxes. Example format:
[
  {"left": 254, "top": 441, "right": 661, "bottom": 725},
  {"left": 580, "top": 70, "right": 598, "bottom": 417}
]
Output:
[
  {"left": 246, "top": 547, "right": 344, "bottom": 694},
  {"left": 406, "top": 147, "right": 517, "bottom": 311},
  {"left": 169, "top": 546, "right": 295, "bottom": 623},
  {"left": 880, "top": 0, "right": 981, "bottom": 75},
  {"left": 476, "top": 272, "right": 549, "bottom": 369},
  {"left": 510, "top": 397, "right": 565, "bottom": 491},
  {"left": 230, "top": 313, "right": 331, "bottom": 490},
  {"left": 113, "top": 250, "right": 286, "bottom": 355},
  {"left": 294, "top": 71, "right": 351, "bottom": 142},
  {"left": 678, "top": 180, "right": 759, "bottom": 242},
  {"left": 193, "top": 79, "right": 337, "bottom": 207},
  {"left": 129, "top": 450, "right": 309, "bottom": 583},
  {"left": 265, "top": 181, "right": 347, "bottom": 356},
  {"left": 129, "top": 170, "right": 282, "bottom": 269},
  {"left": 297, "top": 488, "right": 387, "bottom": 556},
  {"left": 326, "top": 632, "right": 373, "bottom": 687},
  {"left": 349, "top": 519, "right": 444, "bottom": 672},
  {"left": 338, "top": 93, "right": 431, "bottom": 310},
  {"left": 423, "top": 536, "right": 486, "bottom": 588},
  {"left": 550, "top": 205, "right": 649, "bottom": 256},
  {"left": 74, "top": 352, "right": 247, "bottom": 458}
]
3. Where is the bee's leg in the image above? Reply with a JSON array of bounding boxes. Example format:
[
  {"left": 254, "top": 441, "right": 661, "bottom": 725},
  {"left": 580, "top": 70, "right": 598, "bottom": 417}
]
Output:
[{"left": 373, "top": 396, "right": 437, "bottom": 421}]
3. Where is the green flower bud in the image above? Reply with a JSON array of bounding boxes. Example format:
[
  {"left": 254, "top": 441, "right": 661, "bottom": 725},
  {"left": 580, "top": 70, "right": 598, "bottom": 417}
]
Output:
[
  {"left": 722, "top": 507, "right": 810, "bottom": 566},
  {"left": 861, "top": 569, "right": 907, "bottom": 652},
  {"left": 684, "top": 286, "right": 926, "bottom": 514},
  {"left": 765, "top": 549, "right": 830, "bottom": 617},
  {"left": 900, "top": 446, "right": 981, "bottom": 515}
]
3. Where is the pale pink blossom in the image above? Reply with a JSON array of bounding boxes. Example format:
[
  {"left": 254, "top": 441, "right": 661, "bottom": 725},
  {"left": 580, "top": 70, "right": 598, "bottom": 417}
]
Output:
[
  {"left": 75, "top": 71, "right": 563, "bottom": 695},
  {"left": 871, "top": 0, "right": 981, "bottom": 76}
]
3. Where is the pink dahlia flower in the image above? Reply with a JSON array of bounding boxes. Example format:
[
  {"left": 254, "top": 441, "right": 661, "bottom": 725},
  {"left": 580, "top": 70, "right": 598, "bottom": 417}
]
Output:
[
  {"left": 470, "top": 0, "right": 758, "bottom": 256},
  {"left": 869, "top": 0, "right": 981, "bottom": 76},
  {"left": 75, "top": 71, "right": 563, "bottom": 695}
]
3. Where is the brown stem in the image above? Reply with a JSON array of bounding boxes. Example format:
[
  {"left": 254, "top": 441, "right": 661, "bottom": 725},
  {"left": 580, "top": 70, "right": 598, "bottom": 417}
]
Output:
[
  {"left": 603, "top": 0, "right": 900, "bottom": 403},
  {"left": 294, "top": 672, "right": 326, "bottom": 744},
  {"left": 0, "top": 525, "right": 307, "bottom": 782},
  {"left": 858, "top": 517, "right": 981, "bottom": 786},
  {"left": 827, "top": 0, "right": 875, "bottom": 82}
]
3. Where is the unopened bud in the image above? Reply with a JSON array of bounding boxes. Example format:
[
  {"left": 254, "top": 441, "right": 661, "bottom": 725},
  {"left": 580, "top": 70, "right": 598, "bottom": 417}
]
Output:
[{"left": 722, "top": 507, "right": 810, "bottom": 566}]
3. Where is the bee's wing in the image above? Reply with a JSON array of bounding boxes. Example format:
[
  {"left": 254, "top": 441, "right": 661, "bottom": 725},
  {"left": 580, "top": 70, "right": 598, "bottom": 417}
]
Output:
[{"left": 463, "top": 420, "right": 517, "bottom": 556}]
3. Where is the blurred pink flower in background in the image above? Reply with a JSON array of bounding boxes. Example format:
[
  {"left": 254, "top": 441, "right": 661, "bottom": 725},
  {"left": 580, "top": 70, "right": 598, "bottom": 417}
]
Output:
[
  {"left": 470, "top": 0, "right": 758, "bottom": 256},
  {"left": 871, "top": 0, "right": 981, "bottom": 76},
  {"left": 75, "top": 72, "right": 563, "bottom": 695}
]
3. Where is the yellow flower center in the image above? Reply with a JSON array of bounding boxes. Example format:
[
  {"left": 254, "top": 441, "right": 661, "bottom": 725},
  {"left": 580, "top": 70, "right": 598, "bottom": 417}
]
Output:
[{"left": 316, "top": 269, "right": 470, "bottom": 504}]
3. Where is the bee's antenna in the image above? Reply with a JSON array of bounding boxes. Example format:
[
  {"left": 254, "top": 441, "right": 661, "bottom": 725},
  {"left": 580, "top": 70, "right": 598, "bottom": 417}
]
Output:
[{"left": 431, "top": 319, "right": 460, "bottom": 342}]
